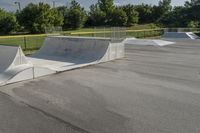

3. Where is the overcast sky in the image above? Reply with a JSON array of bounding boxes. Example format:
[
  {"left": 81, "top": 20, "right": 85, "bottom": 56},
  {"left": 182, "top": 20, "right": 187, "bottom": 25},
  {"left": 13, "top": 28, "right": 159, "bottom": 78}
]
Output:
[{"left": 0, "top": 0, "right": 187, "bottom": 11}]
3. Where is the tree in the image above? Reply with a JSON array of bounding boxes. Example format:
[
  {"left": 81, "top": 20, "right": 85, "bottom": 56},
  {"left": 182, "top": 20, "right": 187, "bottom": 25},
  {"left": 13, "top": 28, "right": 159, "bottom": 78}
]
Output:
[
  {"left": 17, "top": 3, "right": 63, "bottom": 33},
  {"left": 97, "top": 0, "right": 115, "bottom": 25},
  {"left": 0, "top": 9, "right": 18, "bottom": 34},
  {"left": 108, "top": 8, "right": 127, "bottom": 26},
  {"left": 154, "top": 0, "right": 172, "bottom": 22},
  {"left": 121, "top": 4, "right": 139, "bottom": 26},
  {"left": 63, "top": 0, "right": 86, "bottom": 29},
  {"left": 185, "top": 0, "right": 200, "bottom": 7},
  {"left": 98, "top": 0, "right": 114, "bottom": 13},
  {"left": 88, "top": 4, "right": 106, "bottom": 26},
  {"left": 56, "top": 6, "right": 69, "bottom": 18},
  {"left": 135, "top": 4, "right": 154, "bottom": 24},
  {"left": 158, "top": 6, "right": 188, "bottom": 27},
  {"left": 184, "top": 0, "right": 200, "bottom": 23},
  {"left": 65, "top": 9, "right": 86, "bottom": 29},
  {"left": 158, "top": 0, "right": 172, "bottom": 15}
]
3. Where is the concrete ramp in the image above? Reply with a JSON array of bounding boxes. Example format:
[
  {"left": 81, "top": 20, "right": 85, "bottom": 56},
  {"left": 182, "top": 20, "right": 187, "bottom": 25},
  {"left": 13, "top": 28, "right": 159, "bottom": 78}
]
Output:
[
  {"left": 0, "top": 36, "right": 124, "bottom": 86},
  {"left": 124, "top": 38, "right": 175, "bottom": 46},
  {"left": 0, "top": 45, "right": 33, "bottom": 86},
  {"left": 162, "top": 32, "right": 200, "bottom": 40},
  {"left": 29, "top": 36, "right": 124, "bottom": 77}
]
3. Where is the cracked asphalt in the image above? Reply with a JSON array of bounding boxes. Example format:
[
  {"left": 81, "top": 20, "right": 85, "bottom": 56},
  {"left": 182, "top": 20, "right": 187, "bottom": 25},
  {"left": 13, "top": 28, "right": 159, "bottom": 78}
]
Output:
[{"left": 1, "top": 39, "right": 200, "bottom": 133}]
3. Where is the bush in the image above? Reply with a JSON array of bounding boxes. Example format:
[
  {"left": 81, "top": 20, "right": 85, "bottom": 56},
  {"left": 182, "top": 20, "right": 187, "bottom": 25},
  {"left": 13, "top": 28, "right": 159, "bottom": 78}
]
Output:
[
  {"left": 187, "top": 21, "right": 199, "bottom": 28},
  {"left": 0, "top": 9, "right": 18, "bottom": 34}
]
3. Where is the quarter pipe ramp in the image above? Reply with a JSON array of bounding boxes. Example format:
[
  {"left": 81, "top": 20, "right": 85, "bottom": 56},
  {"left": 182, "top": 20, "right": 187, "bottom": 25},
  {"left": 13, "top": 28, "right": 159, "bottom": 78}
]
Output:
[{"left": 0, "top": 36, "right": 124, "bottom": 86}]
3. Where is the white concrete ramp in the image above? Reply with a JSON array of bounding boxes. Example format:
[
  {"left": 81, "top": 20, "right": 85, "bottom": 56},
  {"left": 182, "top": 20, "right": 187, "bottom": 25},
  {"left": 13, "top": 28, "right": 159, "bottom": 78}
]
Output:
[
  {"left": 0, "top": 45, "right": 33, "bottom": 86},
  {"left": 29, "top": 36, "right": 124, "bottom": 77},
  {"left": 0, "top": 36, "right": 124, "bottom": 86},
  {"left": 162, "top": 32, "right": 200, "bottom": 40},
  {"left": 124, "top": 38, "right": 175, "bottom": 46}
]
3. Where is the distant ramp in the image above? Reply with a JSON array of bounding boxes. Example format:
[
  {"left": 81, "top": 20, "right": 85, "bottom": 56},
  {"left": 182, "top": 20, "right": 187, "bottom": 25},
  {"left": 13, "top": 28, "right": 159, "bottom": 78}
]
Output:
[
  {"left": 162, "top": 32, "right": 200, "bottom": 40},
  {"left": 124, "top": 38, "right": 175, "bottom": 46}
]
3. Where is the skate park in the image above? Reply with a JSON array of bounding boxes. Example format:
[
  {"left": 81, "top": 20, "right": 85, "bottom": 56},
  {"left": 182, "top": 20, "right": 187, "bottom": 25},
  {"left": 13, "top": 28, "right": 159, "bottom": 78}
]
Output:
[
  {"left": 0, "top": 29, "right": 200, "bottom": 86},
  {"left": 1, "top": 31, "right": 200, "bottom": 133},
  {"left": 1, "top": 0, "right": 200, "bottom": 132}
]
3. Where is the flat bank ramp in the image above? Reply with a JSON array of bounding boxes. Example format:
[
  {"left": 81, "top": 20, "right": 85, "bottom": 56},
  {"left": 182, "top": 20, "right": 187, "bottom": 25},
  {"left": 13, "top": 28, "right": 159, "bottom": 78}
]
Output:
[
  {"left": 124, "top": 38, "right": 175, "bottom": 46},
  {"left": 162, "top": 32, "right": 200, "bottom": 39},
  {"left": 0, "top": 45, "right": 33, "bottom": 86},
  {"left": 29, "top": 36, "right": 124, "bottom": 77}
]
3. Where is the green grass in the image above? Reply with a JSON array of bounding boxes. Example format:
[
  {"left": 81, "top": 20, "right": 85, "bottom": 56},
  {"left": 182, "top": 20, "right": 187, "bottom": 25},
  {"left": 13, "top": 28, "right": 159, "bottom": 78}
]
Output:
[
  {"left": 0, "top": 36, "right": 45, "bottom": 51},
  {"left": 129, "top": 23, "right": 159, "bottom": 30}
]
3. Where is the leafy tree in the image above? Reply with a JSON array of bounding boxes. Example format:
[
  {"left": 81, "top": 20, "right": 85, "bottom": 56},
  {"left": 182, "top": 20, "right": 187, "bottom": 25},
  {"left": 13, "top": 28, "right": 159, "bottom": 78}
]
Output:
[
  {"left": 0, "top": 9, "right": 18, "bottom": 34},
  {"left": 158, "top": 0, "right": 172, "bottom": 15},
  {"left": 121, "top": 4, "right": 139, "bottom": 26},
  {"left": 63, "top": 0, "right": 86, "bottom": 29},
  {"left": 98, "top": 0, "right": 114, "bottom": 13},
  {"left": 158, "top": 5, "right": 193, "bottom": 28},
  {"left": 185, "top": 0, "right": 200, "bottom": 7},
  {"left": 88, "top": 4, "right": 106, "bottom": 26},
  {"left": 135, "top": 4, "right": 154, "bottom": 24},
  {"left": 97, "top": 0, "right": 115, "bottom": 25},
  {"left": 109, "top": 8, "right": 127, "bottom": 26},
  {"left": 65, "top": 9, "right": 86, "bottom": 29},
  {"left": 154, "top": 0, "right": 172, "bottom": 22},
  {"left": 17, "top": 3, "right": 63, "bottom": 33},
  {"left": 184, "top": 0, "right": 200, "bottom": 23},
  {"left": 56, "top": 6, "right": 69, "bottom": 17}
]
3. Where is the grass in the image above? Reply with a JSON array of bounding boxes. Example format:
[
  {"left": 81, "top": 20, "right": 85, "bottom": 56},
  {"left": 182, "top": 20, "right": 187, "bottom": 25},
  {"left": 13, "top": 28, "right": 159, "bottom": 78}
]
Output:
[{"left": 0, "top": 36, "right": 45, "bottom": 51}]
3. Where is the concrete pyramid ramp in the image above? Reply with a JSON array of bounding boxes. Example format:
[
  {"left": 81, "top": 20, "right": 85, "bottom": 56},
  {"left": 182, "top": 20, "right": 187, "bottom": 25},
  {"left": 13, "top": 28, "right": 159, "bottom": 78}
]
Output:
[
  {"left": 0, "top": 36, "right": 124, "bottom": 86},
  {"left": 124, "top": 38, "right": 175, "bottom": 46},
  {"left": 28, "top": 36, "right": 124, "bottom": 77},
  {"left": 162, "top": 32, "right": 200, "bottom": 40},
  {"left": 0, "top": 45, "right": 33, "bottom": 86}
]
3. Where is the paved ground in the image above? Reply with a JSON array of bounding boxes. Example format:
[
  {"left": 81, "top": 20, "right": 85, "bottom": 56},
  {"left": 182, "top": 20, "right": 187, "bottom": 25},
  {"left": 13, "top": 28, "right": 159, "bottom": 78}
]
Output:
[{"left": 1, "top": 39, "right": 200, "bottom": 133}]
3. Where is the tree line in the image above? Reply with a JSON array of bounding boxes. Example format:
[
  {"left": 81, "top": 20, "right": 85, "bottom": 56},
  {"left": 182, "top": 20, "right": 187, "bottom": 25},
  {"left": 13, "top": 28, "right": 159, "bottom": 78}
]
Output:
[{"left": 0, "top": 0, "right": 199, "bottom": 34}]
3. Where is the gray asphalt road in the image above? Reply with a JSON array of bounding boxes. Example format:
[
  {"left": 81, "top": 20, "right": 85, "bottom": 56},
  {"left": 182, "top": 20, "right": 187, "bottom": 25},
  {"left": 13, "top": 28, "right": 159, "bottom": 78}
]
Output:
[{"left": 1, "top": 39, "right": 200, "bottom": 133}]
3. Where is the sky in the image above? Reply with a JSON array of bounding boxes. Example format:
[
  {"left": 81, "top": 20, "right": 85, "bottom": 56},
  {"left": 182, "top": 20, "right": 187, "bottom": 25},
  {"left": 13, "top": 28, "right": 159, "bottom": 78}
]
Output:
[{"left": 0, "top": 0, "right": 187, "bottom": 11}]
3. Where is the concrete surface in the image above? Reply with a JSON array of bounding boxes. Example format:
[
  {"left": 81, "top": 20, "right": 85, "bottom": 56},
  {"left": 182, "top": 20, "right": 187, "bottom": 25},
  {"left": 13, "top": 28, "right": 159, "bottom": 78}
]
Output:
[{"left": 1, "top": 40, "right": 200, "bottom": 133}]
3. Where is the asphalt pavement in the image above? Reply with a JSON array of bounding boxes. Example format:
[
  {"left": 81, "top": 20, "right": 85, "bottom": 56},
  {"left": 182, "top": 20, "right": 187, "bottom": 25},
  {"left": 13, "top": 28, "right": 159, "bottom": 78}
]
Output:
[{"left": 1, "top": 39, "right": 200, "bottom": 133}]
